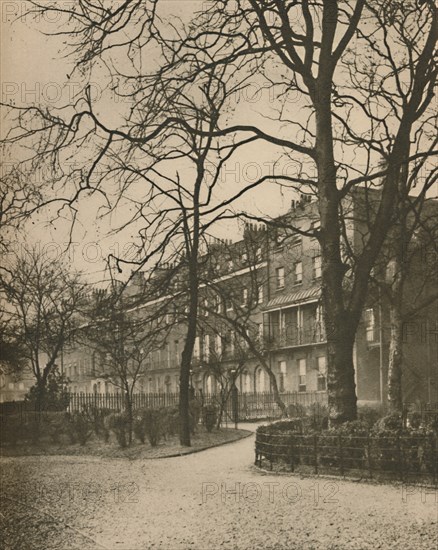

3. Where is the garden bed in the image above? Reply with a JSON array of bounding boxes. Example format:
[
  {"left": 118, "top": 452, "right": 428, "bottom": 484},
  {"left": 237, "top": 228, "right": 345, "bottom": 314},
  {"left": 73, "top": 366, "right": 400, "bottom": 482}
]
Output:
[
  {"left": 255, "top": 412, "right": 438, "bottom": 485},
  {"left": 1, "top": 427, "right": 251, "bottom": 459}
]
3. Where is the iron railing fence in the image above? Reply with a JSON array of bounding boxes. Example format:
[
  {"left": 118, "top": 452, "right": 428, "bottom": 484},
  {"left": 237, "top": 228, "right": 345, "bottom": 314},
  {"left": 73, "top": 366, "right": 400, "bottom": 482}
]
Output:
[
  {"left": 0, "top": 391, "right": 328, "bottom": 423},
  {"left": 1, "top": 393, "right": 437, "bottom": 427},
  {"left": 255, "top": 430, "right": 438, "bottom": 484}
]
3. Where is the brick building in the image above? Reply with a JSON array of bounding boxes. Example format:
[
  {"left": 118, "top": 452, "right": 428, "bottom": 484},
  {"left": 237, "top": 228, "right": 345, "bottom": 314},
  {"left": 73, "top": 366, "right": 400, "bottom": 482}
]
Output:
[{"left": 59, "top": 191, "right": 437, "bottom": 405}]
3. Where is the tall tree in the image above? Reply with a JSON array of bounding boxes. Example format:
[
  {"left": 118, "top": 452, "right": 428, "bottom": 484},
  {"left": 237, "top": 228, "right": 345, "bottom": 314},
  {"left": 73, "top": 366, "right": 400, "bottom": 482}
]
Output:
[
  {"left": 199, "top": 227, "right": 289, "bottom": 415},
  {"left": 84, "top": 285, "right": 169, "bottom": 445},
  {"left": 3, "top": 0, "right": 436, "bottom": 425},
  {"left": 0, "top": 247, "right": 87, "bottom": 407}
]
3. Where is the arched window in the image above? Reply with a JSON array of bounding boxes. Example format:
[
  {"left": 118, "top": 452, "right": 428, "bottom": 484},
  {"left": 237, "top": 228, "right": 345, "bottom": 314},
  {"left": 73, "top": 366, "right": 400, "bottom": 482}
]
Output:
[
  {"left": 205, "top": 374, "right": 215, "bottom": 395},
  {"left": 255, "top": 367, "right": 267, "bottom": 392},
  {"left": 242, "top": 371, "right": 250, "bottom": 393}
]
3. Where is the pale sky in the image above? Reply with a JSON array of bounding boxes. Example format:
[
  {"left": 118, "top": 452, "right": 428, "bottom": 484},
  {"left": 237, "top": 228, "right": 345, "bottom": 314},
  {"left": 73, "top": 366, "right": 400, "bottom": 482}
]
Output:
[
  {"left": 1, "top": 1, "right": 435, "bottom": 283},
  {"left": 1, "top": 1, "right": 300, "bottom": 283}
]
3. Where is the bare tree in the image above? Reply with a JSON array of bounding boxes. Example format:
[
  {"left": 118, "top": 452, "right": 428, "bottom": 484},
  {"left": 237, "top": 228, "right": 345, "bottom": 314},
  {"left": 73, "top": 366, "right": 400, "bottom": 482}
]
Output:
[
  {"left": 0, "top": 167, "right": 41, "bottom": 258},
  {"left": 2, "top": 0, "right": 436, "bottom": 427},
  {"left": 0, "top": 246, "right": 87, "bottom": 407},
  {"left": 373, "top": 185, "right": 438, "bottom": 410},
  {"left": 84, "top": 285, "right": 169, "bottom": 445},
  {"left": 198, "top": 229, "right": 289, "bottom": 416}
]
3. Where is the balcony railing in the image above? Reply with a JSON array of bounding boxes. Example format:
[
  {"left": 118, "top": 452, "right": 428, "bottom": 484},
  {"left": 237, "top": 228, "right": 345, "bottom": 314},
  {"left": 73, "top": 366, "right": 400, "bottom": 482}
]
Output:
[{"left": 266, "top": 325, "right": 326, "bottom": 348}]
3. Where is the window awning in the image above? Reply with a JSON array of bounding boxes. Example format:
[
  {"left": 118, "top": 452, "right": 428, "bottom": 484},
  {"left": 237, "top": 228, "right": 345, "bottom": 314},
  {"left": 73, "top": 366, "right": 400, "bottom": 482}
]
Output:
[{"left": 263, "top": 287, "right": 321, "bottom": 311}]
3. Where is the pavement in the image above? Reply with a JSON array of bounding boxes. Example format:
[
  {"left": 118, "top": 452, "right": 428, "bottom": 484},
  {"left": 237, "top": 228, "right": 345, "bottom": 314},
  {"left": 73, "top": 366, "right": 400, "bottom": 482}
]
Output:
[{"left": 1, "top": 422, "right": 437, "bottom": 550}]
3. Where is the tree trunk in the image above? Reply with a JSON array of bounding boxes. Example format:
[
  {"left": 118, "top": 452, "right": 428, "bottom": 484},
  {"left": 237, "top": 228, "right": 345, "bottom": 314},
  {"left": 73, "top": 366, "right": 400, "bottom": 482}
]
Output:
[
  {"left": 125, "top": 390, "right": 133, "bottom": 445},
  {"left": 314, "top": 23, "right": 358, "bottom": 425},
  {"left": 180, "top": 311, "right": 197, "bottom": 446},
  {"left": 386, "top": 240, "right": 405, "bottom": 413},
  {"left": 325, "top": 316, "right": 357, "bottom": 425},
  {"left": 246, "top": 338, "right": 287, "bottom": 416},
  {"left": 387, "top": 302, "right": 403, "bottom": 412},
  {"left": 264, "top": 365, "right": 288, "bottom": 417}
]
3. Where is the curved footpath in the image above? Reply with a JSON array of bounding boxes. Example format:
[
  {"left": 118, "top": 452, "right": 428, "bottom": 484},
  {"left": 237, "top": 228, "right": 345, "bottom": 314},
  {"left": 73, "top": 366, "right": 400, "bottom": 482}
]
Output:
[{"left": 1, "top": 423, "right": 436, "bottom": 550}]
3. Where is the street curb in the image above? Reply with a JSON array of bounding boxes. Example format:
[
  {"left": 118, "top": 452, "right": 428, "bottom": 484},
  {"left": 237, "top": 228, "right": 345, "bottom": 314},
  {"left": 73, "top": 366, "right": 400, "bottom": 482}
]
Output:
[
  {"left": 253, "top": 464, "right": 438, "bottom": 489},
  {"left": 146, "top": 429, "right": 254, "bottom": 459}
]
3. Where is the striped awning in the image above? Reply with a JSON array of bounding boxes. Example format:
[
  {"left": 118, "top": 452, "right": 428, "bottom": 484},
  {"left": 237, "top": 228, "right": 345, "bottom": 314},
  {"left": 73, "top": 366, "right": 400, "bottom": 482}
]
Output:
[{"left": 263, "top": 287, "right": 321, "bottom": 311}]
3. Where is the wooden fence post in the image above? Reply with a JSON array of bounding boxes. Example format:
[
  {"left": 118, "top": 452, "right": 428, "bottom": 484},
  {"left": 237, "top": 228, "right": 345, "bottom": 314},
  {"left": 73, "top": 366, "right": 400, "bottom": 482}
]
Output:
[
  {"left": 397, "top": 436, "right": 404, "bottom": 482},
  {"left": 314, "top": 434, "right": 318, "bottom": 475},
  {"left": 339, "top": 435, "right": 344, "bottom": 476},
  {"left": 432, "top": 435, "right": 437, "bottom": 486},
  {"left": 367, "top": 435, "right": 373, "bottom": 479}
]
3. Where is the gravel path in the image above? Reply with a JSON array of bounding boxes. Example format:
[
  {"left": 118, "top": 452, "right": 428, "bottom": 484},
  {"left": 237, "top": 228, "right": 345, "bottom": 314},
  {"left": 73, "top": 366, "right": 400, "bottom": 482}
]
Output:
[{"left": 1, "top": 423, "right": 437, "bottom": 550}]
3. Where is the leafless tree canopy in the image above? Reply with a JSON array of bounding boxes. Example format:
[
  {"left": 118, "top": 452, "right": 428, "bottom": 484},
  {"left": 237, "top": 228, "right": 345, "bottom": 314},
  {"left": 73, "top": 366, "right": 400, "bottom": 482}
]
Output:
[{"left": 1, "top": 1, "right": 436, "bottom": 425}]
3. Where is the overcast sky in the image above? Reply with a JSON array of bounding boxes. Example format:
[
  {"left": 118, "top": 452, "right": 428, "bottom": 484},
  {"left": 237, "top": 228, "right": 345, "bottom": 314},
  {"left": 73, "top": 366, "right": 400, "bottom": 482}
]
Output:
[{"left": 1, "top": 1, "right": 301, "bottom": 283}]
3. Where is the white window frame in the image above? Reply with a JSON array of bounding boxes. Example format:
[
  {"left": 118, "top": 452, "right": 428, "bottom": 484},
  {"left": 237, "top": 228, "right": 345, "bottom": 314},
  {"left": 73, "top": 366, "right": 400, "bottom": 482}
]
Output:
[
  {"left": 204, "top": 334, "right": 210, "bottom": 360},
  {"left": 313, "top": 255, "right": 322, "bottom": 279},
  {"left": 298, "top": 358, "right": 306, "bottom": 392},
  {"left": 279, "top": 360, "right": 287, "bottom": 392},
  {"left": 365, "top": 308, "right": 376, "bottom": 342},
  {"left": 194, "top": 336, "right": 200, "bottom": 358},
  {"left": 294, "top": 261, "right": 303, "bottom": 284},
  {"left": 317, "top": 356, "right": 327, "bottom": 391},
  {"left": 276, "top": 266, "right": 285, "bottom": 289},
  {"left": 215, "top": 334, "right": 222, "bottom": 355},
  {"left": 242, "top": 287, "right": 248, "bottom": 305},
  {"left": 258, "top": 285, "right": 264, "bottom": 304}
]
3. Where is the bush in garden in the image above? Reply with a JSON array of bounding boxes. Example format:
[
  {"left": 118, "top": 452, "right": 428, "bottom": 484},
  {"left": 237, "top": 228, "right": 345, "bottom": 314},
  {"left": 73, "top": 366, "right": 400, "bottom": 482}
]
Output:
[
  {"left": 371, "top": 414, "right": 404, "bottom": 472},
  {"left": 0, "top": 416, "right": 22, "bottom": 446},
  {"left": 374, "top": 413, "right": 404, "bottom": 433},
  {"left": 189, "top": 399, "right": 201, "bottom": 432},
  {"left": 107, "top": 412, "right": 129, "bottom": 448},
  {"left": 65, "top": 412, "right": 93, "bottom": 446},
  {"left": 133, "top": 411, "right": 147, "bottom": 443},
  {"left": 22, "top": 418, "right": 42, "bottom": 445},
  {"left": 256, "top": 421, "right": 302, "bottom": 466},
  {"left": 358, "top": 405, "right": 384, "bottom": 429},
  {"left": 25, "top": 370, "right": 70, "bottom": 412},
  {"left": 287, "top": 403, "right": 307, "bottom": 419},
  {"left": 161, "top": 406, "right": 180, "bottom": 438},
  {"left": 44, "top": 412, "right": 68, "bottom": 444},
  {"left": 327, "top": 420, "right": 369, "bottom": 470},
  {"left": 82, "top": 406, "right": 112, "bottom": 438},
  {"left": 202, "top": 405, "right": 218, "bottom": 432},
  {"left": 407, "top": 412, "right": 422, "bottom": 429},
  {"left": 305, "top": 403, "right": 329, "bottom": 431},
  {"left": 142, "top": 409, "right": 163, "bottom": 446},
  {"left": 257, "top": 415, "right": 438, "bottom": 479}
]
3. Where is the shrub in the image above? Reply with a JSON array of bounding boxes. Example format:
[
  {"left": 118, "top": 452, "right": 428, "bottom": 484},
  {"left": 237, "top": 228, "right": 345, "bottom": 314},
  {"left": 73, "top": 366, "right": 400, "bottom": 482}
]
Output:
[
  {"left": 305, "top": 403, "right": 329, "bottom": 431},
  {"left": 66, "top": 412, "right": 93, "bottom": 446},
  {"left": 374, "top": 413, "right": 404, "bottom": 434},
  {"left": 22, "top": 418, "right": 42, "bottom": 445},
  {"left": 82, "top": 406, "right": 112, "bottom": 438},
  {"left": 106, "top": 412, "right": 129, "bottom": 448},
  {"left": 256, "top": 415, "right": 438, "bottom": 480},
  {"left": 44, "top": 412, "right": 68, "bottom": 444},
  {"left": 326, "top": 420, "right": 369, "bottom": 470},
  {"left": 0, "top": 416, "right": 22, "bottom": 446},
  {"left": 287, "top": 403, "right": 307, "bottom": 418},
  {"left": 160, "top": 406, "right": 180, "bottom": 438},
  {"left": 358, "top": 405, "right": 384, "bottom": 428},
  {"left": 256, "top": 421, "right": 305, "bottom": 467},
  {"left": 189, "top": 399, "right": 202, "bottom": 432},
  {"left": 143, "top": 409, "right": 162, "bottom": 447},
  {"left": 202, "top": 405, "right": 218, "bottom": 433},
  {"left": 133, "top": 412, "right": 147, "bottom": 443},
  {"left": 132, "top": 408, "right": 163, "bottom": 446}
]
